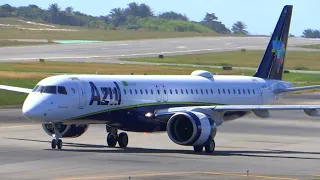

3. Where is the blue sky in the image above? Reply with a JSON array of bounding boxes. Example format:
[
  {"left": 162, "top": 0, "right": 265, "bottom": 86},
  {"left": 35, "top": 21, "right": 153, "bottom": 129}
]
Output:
[{"left": 1, "top": 0, "right": 319, "bottom": 36}]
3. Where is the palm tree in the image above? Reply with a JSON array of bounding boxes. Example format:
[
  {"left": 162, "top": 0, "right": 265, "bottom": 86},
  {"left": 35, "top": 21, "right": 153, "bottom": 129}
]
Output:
[
  {"left": 48, "top": 3, "right": 60, "bottom": 23},
  {"left": 109, "top": 8, "right": 126, "bottom": 27},
  {"left": 231, "top": 21, "right": 248, "bottom": 35},
  {"left": 65, "top": 6, "right": 74, "bottom": 15}
]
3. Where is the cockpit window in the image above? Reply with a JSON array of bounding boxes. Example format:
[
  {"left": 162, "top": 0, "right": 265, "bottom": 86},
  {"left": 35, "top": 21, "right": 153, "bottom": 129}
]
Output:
[
  {"left": 58, "top": 86, "right": 67, "bottom": 95},
  {"left": 42, "top": 86, "right": 57, "bottom": 94},
  {"left": 32, "top": 85, "right": 40, "bottom": 92}
]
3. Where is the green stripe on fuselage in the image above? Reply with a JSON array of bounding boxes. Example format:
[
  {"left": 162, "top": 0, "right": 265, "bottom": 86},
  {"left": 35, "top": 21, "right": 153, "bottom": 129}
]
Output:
[{"left": 68, "top": 101, "right": 220, "bottom": 121}]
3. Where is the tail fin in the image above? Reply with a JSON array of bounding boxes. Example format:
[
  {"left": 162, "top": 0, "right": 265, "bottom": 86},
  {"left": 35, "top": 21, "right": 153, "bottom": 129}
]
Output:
[{"left": 253, "top": 5, "right": 292, "bottom": 80}]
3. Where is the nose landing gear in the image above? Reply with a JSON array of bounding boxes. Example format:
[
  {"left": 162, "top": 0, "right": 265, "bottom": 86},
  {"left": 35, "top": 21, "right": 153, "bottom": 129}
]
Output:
[
  {"left": 51, "top": 123, "right": 63, "bottom": 149},
  {"left": 106, "top": 126, "right": 128, "bottom": 148}
]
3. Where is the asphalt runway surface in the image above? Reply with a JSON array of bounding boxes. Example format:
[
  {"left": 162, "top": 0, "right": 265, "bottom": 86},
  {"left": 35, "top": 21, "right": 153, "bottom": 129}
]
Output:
[
  {"left": 0, "top": 95, "right": 319, "bottom": 180},
  {"left": 1, "top": 37, "right": 320, "bottom": 63}
]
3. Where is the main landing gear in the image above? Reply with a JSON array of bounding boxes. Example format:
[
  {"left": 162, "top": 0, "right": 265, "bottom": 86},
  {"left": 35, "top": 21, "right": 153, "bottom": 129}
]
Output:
[
  {"left": 106, "top": 126, "right": 128, "bottom": 148},
  {"left": 51, "top": 123, "right": 63, "bottom": 150},
  {"left": 193, "top": 138, "right": 215, "bottom": 153}
]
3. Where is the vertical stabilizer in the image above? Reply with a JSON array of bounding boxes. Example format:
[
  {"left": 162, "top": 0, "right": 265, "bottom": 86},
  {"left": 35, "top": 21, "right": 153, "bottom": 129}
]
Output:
[{"left": 254, "top": 5, "right": 292, "bottom": 80}]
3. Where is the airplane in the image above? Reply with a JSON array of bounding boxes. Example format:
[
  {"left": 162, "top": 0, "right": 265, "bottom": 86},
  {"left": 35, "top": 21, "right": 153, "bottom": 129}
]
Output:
[{"left": 1, "top": 5, "right": 320, "bottom": 153}]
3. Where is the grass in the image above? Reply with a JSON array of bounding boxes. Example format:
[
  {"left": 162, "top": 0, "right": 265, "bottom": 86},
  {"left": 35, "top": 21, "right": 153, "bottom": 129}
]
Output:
[
  {"left": 1, "top": 61, "right": 320, "bottom": 105},
  {"left": 298, "top": 44, "right": 320, "bottom": 49},
  {"left": 123, "top": 50, "right": 320, "bottom": 71},
  {"left": 0, "top": 27, "right": 227, "bottom": 41},
  {"left": 0, "top": 40, "right": 53, "bottom": 47}
]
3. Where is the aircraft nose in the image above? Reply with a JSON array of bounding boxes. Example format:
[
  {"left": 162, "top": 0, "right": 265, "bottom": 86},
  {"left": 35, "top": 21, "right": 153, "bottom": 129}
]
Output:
[{"left": 22, "top": 103, "right": 41, "bottom": 121}]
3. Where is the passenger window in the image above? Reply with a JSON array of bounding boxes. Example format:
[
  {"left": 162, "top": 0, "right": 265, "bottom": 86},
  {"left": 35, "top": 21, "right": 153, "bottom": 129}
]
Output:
[
  {"left": 186, "top": 89, "right": 188, "bottom": 94},
  {"left": 43, "top": 86, "right": 57, "bottom": 94},
  {"left": 223, "top": 89, "right": 225, "bottom": 94},
  {"left": 243, "top": 89, "right": 246, "bottom": 94},
  {"left": 218, "top": 89, "right": 220, "bottom": 94},
  {"left": 228, "top": 89, "right": 230, "bottom": 94},
  {"left": 233, "top": 89, "right": 236, "bottom": 94},
  {"left": 130, "top": 89, "right": 132, "bottom": 94},
  {"left": 175, "top": 89, "right": 178, "bottom": 94},
  {"left": 135, "top": 89, "right": 138, "bottom": 94},
  {"left": 124, "top": 89, "right": 127, "bottom": 94},
  {"left": 253, "top": 89, "right": 255, "bottom": 94},
  {"left": 58, "top": 86, "right": 67, "bottom": 95},
  {"left": 157, "top": 89, "right": 160, "bottom": 94},
  {"left": 205, "top": 89, "right": 208, "bottom": 94},
  {"left": 181, "top": 89, "right": 183, "bottom": 94},
  {"left": 164, "top": 89, "right": 167, "bottom": 94},
  {"left": 201, "top": 89, "right": 203, "bottom": 94},
  {"left": 151, "top": 89, "right": 153, "bottom": 94},
  {"left": 238, "top": 89, "right": 241, "bottom": 94},
  {"left": 196, "top": 89, "right": 198, "bottom": 94},
  {"left": 248, "top": 89, "right": 250, "bottom": 94},
  {"left": 210, "top": 89, "right": 213, "bottom": 94},
  {"left": 191, "top": 89, "right": 193, "bottom": 94},
  {"left": 145, "top": 89, "right": 148, "bottom": 94},
  {"left": 140, "top": 89, "right": 143, "bottom": 94},
  {"left": 170, "top": 89, "right": 172, "bottom": 94}
]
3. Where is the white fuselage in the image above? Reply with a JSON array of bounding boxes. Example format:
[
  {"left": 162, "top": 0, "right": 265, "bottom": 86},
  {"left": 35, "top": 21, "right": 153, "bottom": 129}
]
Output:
[{"left": 22, "top": 71, "right": 293, "bottom": 131}]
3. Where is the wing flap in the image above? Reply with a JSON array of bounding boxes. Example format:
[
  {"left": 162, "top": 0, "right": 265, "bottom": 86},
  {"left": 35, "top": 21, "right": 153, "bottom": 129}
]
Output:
[{"left": 0, "top": 85, "right": 32, "bottom": 94}]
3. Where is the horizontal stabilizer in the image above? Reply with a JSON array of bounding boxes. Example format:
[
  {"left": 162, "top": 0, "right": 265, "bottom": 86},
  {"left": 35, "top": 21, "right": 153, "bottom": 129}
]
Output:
[{"left": 275, "top": 85, "right": 320, "bottom": 94}]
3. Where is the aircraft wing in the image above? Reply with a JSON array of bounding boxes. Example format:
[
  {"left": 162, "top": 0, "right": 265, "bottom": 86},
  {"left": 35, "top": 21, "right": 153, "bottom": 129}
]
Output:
[
  {"left": 0, "top": 85, "right": 32, "bottom": 94},
  {"left": 275, "top": 85, "right": 320, "bottom": 94},
  {"left": 154, "top": 104, "right": 320, "bottom": 124}
]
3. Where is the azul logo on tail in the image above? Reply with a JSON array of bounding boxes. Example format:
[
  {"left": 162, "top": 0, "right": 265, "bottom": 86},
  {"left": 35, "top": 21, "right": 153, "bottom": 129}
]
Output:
[{"left": 272, "top": 37, "right": 286, "bottom": 73}]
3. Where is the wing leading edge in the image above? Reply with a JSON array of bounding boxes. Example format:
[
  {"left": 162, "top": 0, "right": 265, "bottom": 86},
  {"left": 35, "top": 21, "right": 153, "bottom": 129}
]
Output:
[
  {"left": 154, "top": 104, "right": 320, "bottom": 124},
  {"left": 0, "top": 85, "right": 32, "bottom": 94}
]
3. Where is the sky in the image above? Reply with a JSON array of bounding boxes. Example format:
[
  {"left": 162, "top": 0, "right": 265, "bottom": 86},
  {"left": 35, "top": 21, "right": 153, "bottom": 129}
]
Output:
[{"left": 1, "top": 0, "right": 319, "bottom": 36}]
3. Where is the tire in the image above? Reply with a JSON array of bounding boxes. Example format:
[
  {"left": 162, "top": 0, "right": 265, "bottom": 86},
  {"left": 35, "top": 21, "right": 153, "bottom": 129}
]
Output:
[
  {"left": 205, "top": 139, "right": 215, "bottom": 153},
  {"left": 57, "top": 139, "right": 63, "bottom": 149},
  {"left": 118, "top": 132, "right": 129, "bottom": 148},
  {"left": 107, "top": 133, "right": 117, "bottom": 147},
  {"left": 51, "top": 139, "right": 56, "bottom": 149},
  {"left": 193, "top": 146, "right": 203, "bottom": 153}
]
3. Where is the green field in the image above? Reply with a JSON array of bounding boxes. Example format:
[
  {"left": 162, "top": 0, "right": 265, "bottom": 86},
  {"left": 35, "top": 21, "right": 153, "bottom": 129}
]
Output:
[
  {"left": 0, "top": 40, "right": 52, "bottom": 47},
  {"left": 299, "top": 44, "right": 320, "bottom": 49},
  {"left": 0, "top": 61, "right": 320, "bottom": 105},
  {"left": 123, "top": 50, "right": 320, "bottom": 71}
]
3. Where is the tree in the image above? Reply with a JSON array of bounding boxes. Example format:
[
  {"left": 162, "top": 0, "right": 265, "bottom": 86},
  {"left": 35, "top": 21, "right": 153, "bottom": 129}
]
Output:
[
  {"left": 138, "top": 3, "right": 153, "bottom": 17},
  {"left": 65, "top": 6, "right": 74, "bottom": 15},
  {"left": 200, "top": 13, "right": 230, "bottom": 34},
  {"left": 302, "top": 29, "right": 320, "bottom": 38},
  {"left": 158, "top": 11, "right": 188, "bottom": 21},
  {"left": 48, "top": 3, "right": 60, "bottom": 23},
  {"left": 109, "top": 8, "right": 126, "bottom": 27},
  {"left": 231, "top": 21, "right": 248, "bottom": 35}
]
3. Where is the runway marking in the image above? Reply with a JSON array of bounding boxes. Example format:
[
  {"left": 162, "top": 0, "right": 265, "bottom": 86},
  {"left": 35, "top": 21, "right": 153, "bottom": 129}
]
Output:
[
  {"left": 57, "top": 171, "right": 299, "bottom": 180},
  {"left": 0, "top": 124, "right": 38, "bottom": 129}
]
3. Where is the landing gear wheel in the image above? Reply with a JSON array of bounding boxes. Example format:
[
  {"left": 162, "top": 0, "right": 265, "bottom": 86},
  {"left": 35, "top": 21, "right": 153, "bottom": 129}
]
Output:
[
  {"left": 57, "top": 139, "right": 63, "bottom": 149},
  {"left": 205, "top": 139, "right": 215, "bottom": 153},
  {"left": 51, "top": 139, "right": 56, "bottom": 149},
  {"left": 107, "top": 133, "right": 117, "bottom": 147},
  {"left": 118, "top": 132, "right": 129, "bottom": 148},
  {"left": 193, "top": 146, "right": 203, "bottom": 153}
]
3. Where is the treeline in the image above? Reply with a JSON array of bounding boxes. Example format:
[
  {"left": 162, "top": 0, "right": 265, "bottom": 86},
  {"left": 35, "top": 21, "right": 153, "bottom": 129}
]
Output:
[
  {"left": 0, "top": 3, "right": 249, "bottom": 34},
  {"left": 302, "top": 29, "right": 320, "bottom": 38}
]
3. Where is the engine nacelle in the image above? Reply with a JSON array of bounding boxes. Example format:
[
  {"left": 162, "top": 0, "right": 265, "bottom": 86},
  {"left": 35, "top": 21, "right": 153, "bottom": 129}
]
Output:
[
  {"left": 42, "top": 124, "right": 89, "bottom": 138},
  {"left": 304, "top": 109, "right": 320, "bottom": 117},
  {"left": 166, "top": 111, "right": 217, "bottom": 146}
]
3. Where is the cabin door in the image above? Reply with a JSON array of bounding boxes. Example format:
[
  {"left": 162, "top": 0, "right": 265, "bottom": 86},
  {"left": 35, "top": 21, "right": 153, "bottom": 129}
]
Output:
[
  {"left": 155, "top": 85, "right": 161, "bottom": 102},
  {"left": 73, "top": 79, "right": 86, "bottom": 109},
  {"left": 161, "top": 85, "right": 168, "bottom": 102}
]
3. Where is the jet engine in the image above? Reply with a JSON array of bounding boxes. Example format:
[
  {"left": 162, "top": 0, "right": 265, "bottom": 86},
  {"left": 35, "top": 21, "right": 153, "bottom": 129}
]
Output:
[
  {"left": 42, "top": 123, "right": 89, "bottom": 138},
  {"left": 166, "top": 111, "right": 217, "bottom": 146}
]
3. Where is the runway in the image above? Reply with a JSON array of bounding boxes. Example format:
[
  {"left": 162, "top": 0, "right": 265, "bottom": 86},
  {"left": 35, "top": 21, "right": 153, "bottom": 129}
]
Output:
[
  {"left": 0, "top": 95, "right": 319, "bottom": 180},
  {"left": 0, "top": 36, "right": 320, "bottom": 62}
]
